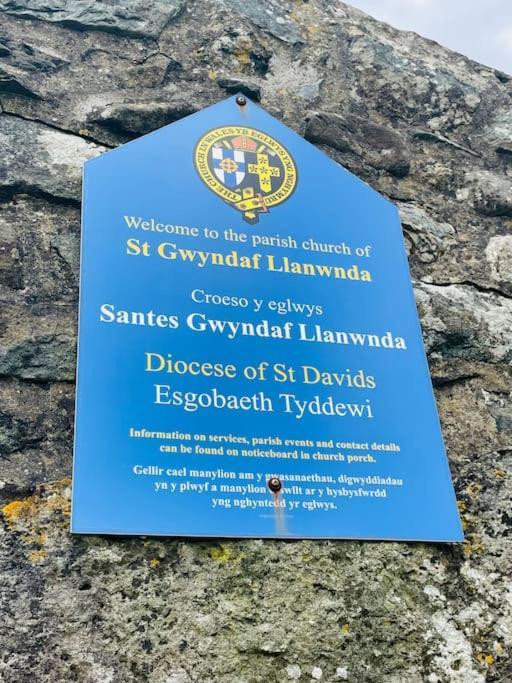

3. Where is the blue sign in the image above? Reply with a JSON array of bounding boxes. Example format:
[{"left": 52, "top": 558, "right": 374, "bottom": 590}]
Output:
[{"left": 71, "top": 95, "right": 463, "bottom": 541}]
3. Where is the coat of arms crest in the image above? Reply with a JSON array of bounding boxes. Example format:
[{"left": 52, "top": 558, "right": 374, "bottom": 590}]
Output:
[{"left": 194, "top": 126, "right": 297, "bottom": 224}]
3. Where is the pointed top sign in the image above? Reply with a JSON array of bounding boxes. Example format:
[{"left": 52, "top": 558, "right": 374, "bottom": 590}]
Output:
[{"left": 72, "top": 95, "right": 463, "bottom": 542}]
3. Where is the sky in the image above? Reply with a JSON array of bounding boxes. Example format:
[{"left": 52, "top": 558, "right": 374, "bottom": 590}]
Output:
[{"left": 346, "top": 0, "right": 512, "bottom": 74}]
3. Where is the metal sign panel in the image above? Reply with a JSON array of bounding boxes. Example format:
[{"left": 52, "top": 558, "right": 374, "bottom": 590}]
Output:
[{"left": 71, "top": 95, "right": 463, "bottom": 541}]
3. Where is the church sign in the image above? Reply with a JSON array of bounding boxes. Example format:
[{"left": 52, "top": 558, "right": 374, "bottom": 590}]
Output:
[{"left": 71, "top": 95, "right": 463, "bottom": 541}]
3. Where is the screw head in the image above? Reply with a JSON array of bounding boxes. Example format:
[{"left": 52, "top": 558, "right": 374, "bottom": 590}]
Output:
[
  {"left": 268, "top": 477, "right": 282, "bottom": 493},
  {"left": 236, "top": 95, "right": 247, "bottom": 107}
]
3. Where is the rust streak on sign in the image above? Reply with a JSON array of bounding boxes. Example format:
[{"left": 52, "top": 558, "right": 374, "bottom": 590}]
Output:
[{"left": 268, "top": 477, "right": 286, "bottom": 535}]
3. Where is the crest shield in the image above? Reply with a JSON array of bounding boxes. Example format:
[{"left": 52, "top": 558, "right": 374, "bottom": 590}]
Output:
[{"left": 212, "top": 147, "right": 246, "bottom": 187}]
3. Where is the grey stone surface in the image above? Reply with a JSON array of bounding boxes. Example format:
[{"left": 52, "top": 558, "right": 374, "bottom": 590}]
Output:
[
  {"left": 416, "top": 283, "right": 512, "bottom": 363},
  {"left": 399, "top": 203, "right": 456, "bottom": 264},
  {"left": 87, "top": 100, "right": 198, "bottom": 141},
  {"left": 223, "top": 0, "right": 303, "bottom": 45},
  {"left": 0, "top": 64, "right": 41, "bottom": 98},
  {"left": 217, "top": 75, "right": 262, "bottom": 101},
  {"left": 0, "top": 300, "right": 77, "bottom": 380},
  {"left": 0, "top": 36, "right": 68, "bottom": 73},
  {"left": 465, "top": 170, "right": 512, "bottom": 218},
  {"left": 0, "top": 116, "right": 104, "bottom": 202},
  {"left": 0, "top": 0, "right": 511, "bottom": 681},
  {"left": 305, "top": 111, "right": 411, "bottom": 177},
  {"left": 0, "top": 0, "right": 186, "bottom": 39}
]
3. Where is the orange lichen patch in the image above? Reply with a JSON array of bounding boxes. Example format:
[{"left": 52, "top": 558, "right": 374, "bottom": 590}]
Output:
[
  {"left": 45, "top": 491, "right": 71, "bottom": 517},
  {"left": 29, "top": 549, "right": 48, "bottom": 563},
  {"left": 463, "top": 535, "right": 484, "bottom": 556},
  {"left": 36, "top": 530, "right": 48, "bottom": 546},
  {"left": 476, "top": 653, "right": 495, "bottom": 667},
  {"left": 2, "top": 499, "right": 34, "bottom": 528},
  {"left": 457, "top": 501, "right": 478, "bottom": 533},
  {"left": 1, "top": 480, "right": 71, "bottom": 554},
  {"left": 465, "top": 483, "right": 481, "bottom": 497},
  {"left": 234, "top": 47, "right": 251, "bottom": 67},
  {"left": 232, "top": 38, "right": 253, "bottom": 68}
]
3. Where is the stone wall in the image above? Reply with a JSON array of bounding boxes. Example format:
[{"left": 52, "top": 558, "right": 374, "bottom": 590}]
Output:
[{"left": 0, "top": 1, "right": 511, "bottom": 681}]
